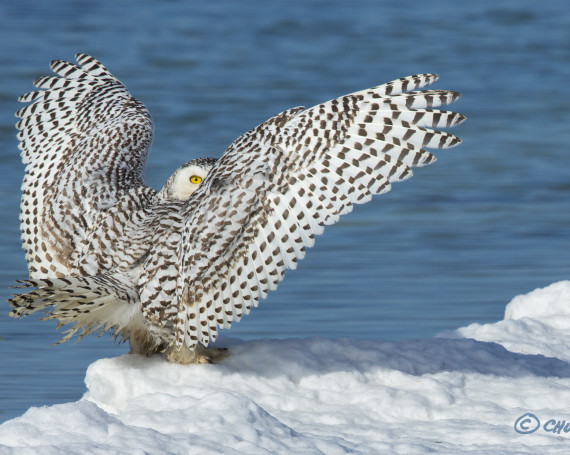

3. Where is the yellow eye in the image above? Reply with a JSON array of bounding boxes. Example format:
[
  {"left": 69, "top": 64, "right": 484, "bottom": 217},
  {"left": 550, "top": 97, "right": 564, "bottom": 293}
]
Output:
[{"left": 189, "top": 175, "right": 202, "bottom": 184}]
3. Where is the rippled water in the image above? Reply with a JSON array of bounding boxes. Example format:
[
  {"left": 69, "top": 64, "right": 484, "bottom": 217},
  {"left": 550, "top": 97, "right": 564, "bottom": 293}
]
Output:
[{"left": 0, "top": 0, "right": 569, "bottom": 422}]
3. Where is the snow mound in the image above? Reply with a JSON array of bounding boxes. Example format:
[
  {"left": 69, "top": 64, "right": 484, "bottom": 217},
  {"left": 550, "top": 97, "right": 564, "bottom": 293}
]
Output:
[
  {"left": 2, "top": 281, "right": 570, "bottom": 454},
  {"left": 446, "top": 280, "right": 570, "bottom": 362}
]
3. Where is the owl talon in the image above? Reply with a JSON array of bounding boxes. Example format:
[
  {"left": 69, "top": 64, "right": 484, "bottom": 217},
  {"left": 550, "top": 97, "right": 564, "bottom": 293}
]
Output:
[
  {"left": 166, "top": 344, "right": 229, "bottom": 365},
  {"left": 203, "top": 347, "right": 229, "bottom": 362}
]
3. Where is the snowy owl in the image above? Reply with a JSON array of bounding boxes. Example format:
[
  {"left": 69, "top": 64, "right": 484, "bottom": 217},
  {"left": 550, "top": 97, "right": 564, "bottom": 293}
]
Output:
[{"left": 9, "top": 54, "right": 465, "bottom": 364}]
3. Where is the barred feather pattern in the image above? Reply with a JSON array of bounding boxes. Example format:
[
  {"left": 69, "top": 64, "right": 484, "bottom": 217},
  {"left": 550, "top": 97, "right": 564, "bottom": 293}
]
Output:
[
  {"left": 10, "top": 54, "right": 465, "bottom": 360},
  {"left": 9, "top": 273, "right": 144, "bottom": 344},
  {"left": 17, "top": 53, "right": 155, "bottom": 278},
  {"left": 139, "top": 74, "right": 465, "bottom": 350}
]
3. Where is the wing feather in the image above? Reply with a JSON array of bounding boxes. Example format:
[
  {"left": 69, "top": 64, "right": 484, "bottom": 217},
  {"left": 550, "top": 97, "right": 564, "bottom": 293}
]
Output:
[
  {"left": 138, "top": 74, "right": 465, "bottom": 349},
  {"left": 17, "top": 54, "right": 155, "bottom": 278}
]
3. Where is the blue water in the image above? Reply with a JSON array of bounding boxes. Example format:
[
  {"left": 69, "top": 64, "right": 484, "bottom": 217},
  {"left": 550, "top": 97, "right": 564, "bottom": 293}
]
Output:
[{"left": 1, "top": 0, "right": 569, "bottom": 423}]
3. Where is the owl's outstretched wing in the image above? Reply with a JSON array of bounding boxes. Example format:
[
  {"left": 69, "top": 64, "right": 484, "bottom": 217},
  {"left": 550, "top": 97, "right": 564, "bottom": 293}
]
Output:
[
  {"left": 139, "top": 74, "right": 465, "bottom": 349},
  {"left": 17, "top": 54, "right": 155, "bottom": 278}
]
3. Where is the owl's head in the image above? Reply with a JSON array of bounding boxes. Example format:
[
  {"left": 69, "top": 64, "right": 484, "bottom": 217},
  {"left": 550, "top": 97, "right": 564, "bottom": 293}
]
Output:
[{"left": 159, "top": 157, "right": 217, "bottom": 201}]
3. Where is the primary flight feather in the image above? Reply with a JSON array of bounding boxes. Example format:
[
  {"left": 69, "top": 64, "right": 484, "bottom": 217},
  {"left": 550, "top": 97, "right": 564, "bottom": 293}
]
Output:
[{"left": 10, "top": 54, "right": 465, "bottom": 363}]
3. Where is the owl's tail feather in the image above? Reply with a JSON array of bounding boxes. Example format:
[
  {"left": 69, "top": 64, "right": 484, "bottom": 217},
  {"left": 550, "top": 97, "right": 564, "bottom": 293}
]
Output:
[{"left": 8, "top": 274, "right": 140, "bottom": 344}]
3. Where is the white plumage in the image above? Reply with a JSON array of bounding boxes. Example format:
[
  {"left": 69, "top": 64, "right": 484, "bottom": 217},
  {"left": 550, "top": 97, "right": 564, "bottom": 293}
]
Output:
[{"left": 9, "top": 54, "right": 465, "bottom": 364}]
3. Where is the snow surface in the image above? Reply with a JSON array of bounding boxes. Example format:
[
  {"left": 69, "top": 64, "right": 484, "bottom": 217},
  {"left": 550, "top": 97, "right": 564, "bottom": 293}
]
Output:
[{"left": 2, "top": 282, "right": 570, "bottom": 454}]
